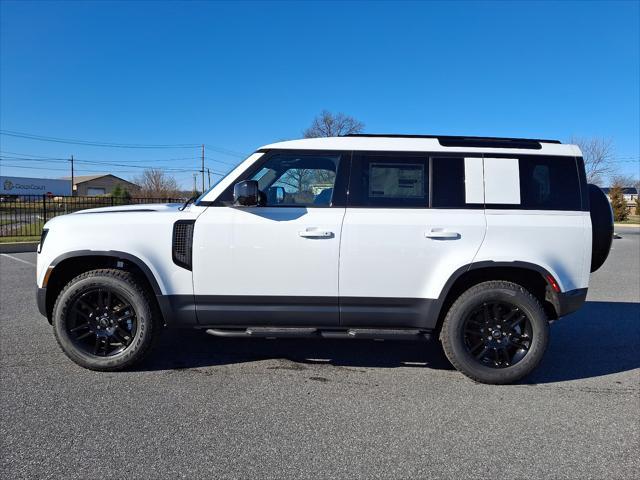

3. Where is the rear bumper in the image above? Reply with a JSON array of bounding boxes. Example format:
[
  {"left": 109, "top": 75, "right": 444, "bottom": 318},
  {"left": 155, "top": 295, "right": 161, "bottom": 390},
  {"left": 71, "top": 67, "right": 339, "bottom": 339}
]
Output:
[
  {"left": 552, "top": 288, "right": 588, "bottom": 318},
  {"left": 36, "top": 287, "right": 47, "bottom": 318}
]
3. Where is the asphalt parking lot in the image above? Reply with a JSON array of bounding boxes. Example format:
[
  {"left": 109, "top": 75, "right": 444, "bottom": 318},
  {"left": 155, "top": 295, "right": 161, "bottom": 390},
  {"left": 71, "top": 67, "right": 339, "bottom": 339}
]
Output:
[{"left": 1, "top": 228, "right": 639, "bottom": 479}]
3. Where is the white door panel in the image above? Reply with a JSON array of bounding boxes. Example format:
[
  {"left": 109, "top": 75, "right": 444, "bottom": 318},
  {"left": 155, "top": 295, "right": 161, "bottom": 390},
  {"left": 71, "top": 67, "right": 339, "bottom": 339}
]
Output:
[
  {"left": 193, "top": 207, "right": 345, "bottom": 297},
  {"left": 339, "top": 208, "right": 486, "bottom": 300}
]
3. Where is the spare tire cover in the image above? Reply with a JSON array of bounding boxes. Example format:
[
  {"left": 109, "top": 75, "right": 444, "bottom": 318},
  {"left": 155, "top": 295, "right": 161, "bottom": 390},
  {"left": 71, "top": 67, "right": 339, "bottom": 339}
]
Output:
[{"left": 588, "top": 184, "right": 614, "bottom": 272}]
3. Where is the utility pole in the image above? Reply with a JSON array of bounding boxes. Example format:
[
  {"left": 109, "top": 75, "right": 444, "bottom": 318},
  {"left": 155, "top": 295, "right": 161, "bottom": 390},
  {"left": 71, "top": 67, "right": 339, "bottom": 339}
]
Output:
[
  {"left": 201, "top": 144, "right": 205, "bottom": 192},
  {"left": 70, "top": 155, "right": 74, "bottom": 196},
  {"left": 207, "top": 168, "right": 211, "bottom": 189},
  {"left": 193, "top": 173, "right": 198, "bottom": 194}
]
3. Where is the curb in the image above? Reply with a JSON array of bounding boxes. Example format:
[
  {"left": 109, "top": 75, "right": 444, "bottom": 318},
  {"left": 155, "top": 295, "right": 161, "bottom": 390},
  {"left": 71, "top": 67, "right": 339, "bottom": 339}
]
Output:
[
  {"left": 0, "top": 242, "right": 38, "bottom": 253},
  {"left": 614, "top": 223, "right": 640, "bottom": 228}
]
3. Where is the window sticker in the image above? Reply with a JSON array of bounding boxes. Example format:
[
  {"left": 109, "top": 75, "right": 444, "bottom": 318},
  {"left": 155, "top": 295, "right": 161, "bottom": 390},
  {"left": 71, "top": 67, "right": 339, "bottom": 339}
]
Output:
[
  {"left": 484, "top": 157, "right": 521, "bottom": 204},
  {"left": 369, "top": 163, "right": 424, "bottom": 198},
  {"left": 464, "top": 157, "right": 484, "bottom": 204}
]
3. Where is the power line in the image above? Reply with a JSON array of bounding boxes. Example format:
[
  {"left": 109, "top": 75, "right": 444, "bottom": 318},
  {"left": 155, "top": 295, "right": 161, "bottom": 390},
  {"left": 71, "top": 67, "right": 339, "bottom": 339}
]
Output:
[
  {"left": 0, "top": 155, "right": 226, "bottom": 174},
  {"left": 0, "top": 150, "right": 199, "bottom": 163},
  {"left": 205, "top": 156, "right": 240, "bottom": 167},
  {"left": 0, "top": 163, "right": 71, "bottom": 171},
  {"left": 0, "top": 163, "right": 213, "bottom": 176},
  {"left": 204, "top": 144, "right": 247, "bottom": 158},
  {"left": 0, "top": 129, "right": 199, "bottom": 149},
  {"left": 0, "top": 162, "right": 225, "bottom": 177},
  {"left": 0, "top": 130, "right": 248, "bottom": 158}
]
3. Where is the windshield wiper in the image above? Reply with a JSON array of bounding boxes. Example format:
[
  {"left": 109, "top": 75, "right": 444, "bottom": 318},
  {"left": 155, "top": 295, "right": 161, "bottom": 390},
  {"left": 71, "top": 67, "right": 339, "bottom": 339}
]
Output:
[{"left": 179, "top": 194, "right": 199, "bottom": 211}]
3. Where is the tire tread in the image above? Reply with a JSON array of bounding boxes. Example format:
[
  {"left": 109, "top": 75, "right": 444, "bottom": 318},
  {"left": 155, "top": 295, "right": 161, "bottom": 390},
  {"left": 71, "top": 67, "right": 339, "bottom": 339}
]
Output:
[
  {"left": 441, "top": 280, "right": 548, "bottom": 384},
  {"left": 52, "top": 268, "right": 156, "bottom": 371}
]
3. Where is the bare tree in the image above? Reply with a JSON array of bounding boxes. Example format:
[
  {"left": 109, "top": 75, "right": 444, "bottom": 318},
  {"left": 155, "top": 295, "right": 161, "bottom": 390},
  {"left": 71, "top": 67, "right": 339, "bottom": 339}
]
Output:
[
  {"left": 303, "top": 110, "right": 365, "bottom": 138},
  {"left": 610, "top": 174, "right": 640, "bottom": 189},
  {"left": 132, "top": 169, "right": 180, "bottom": 198},
  {"left": 571, "top": 137, "right": 615, "bottom": 186}
]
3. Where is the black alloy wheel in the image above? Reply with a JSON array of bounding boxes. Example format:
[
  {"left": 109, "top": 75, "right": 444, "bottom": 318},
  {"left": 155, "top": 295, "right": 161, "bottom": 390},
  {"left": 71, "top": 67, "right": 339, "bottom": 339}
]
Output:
[
  {"left": 67, "top": 287, "right": 137, "bottom": 357},
  {"left": 462, "top": 301, "right": 532, "bottom": 368},
  {"left": 52, "top": 269, "right": 157, "bottom": 371},
  {"left": 440, "top": 280, "right": 549, "bottom": 384}
]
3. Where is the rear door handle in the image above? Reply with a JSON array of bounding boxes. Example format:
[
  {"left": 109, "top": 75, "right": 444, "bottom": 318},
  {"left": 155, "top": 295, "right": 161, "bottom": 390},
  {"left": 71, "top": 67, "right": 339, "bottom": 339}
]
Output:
[
  {"left": 425, "top": 229, "right": 460, "bottom": 239},
  {"left": 299, "top": 229, "right": 334, "bottom": 239}
]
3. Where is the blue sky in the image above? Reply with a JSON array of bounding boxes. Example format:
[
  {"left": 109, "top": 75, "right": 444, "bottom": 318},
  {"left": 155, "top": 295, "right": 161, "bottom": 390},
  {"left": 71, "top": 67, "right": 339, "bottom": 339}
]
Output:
[{"left": 1, "top": 0, "right": 638, "bottom": 188}]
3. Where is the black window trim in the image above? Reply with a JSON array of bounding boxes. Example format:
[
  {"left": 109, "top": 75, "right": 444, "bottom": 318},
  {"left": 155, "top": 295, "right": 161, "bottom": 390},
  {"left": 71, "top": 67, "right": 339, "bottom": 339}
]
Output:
[
  {"left": 204, "top": 148, "right": 586, "bottom": 212},
  {"left": 347, "top": 151, "right": 485, "bottom": 210},
  {"left": 348, "top": 151, "right": 431, "bottom": 209},
  {"left": 210, "top": 149, "right": 351, "bottom": 208},
  {"left": 428, "top": 152, "right": 484, "bottom": 210},
  {"left": 480, "top": 152, "right": 586, "bottom": 212}
]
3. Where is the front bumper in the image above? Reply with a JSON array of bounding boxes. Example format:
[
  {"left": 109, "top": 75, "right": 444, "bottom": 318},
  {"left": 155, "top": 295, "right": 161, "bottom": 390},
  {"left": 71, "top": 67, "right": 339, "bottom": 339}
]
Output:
[
  {"left": 550, "top": 287, "right": 588, "bottom": 318},
  {"left": 36, "top": 287, "right": 47, "bottom": 318}
]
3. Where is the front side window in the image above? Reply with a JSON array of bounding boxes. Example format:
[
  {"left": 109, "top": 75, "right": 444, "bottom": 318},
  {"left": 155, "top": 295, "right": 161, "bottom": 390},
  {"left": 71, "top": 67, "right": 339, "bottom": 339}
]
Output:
[
  {"left": 251, "top": 153, "right": 340, "bottom": 207},
  {"left": 349, "top": 153, "right": 429, "bottom": 207}
]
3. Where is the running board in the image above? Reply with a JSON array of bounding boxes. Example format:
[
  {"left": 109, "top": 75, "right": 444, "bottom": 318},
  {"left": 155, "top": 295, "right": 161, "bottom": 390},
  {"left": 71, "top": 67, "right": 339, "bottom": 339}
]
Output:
[{"left": 205, "top": 327, "right": 432, "bottom": 340}]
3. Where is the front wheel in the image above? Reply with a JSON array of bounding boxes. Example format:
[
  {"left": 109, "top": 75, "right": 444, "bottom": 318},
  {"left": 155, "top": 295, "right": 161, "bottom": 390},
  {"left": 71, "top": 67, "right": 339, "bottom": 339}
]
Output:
[
  {"left": 52, "top": 269, "right": 157, "bottom": 371},
  {"left": 441, "top": 281, "right": 549, "bottom": 384}
]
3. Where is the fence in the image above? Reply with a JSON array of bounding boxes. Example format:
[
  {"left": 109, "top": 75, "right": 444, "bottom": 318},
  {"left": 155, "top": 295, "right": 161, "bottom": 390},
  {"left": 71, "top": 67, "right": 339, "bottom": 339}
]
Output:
[{"left": 0, "top": 194, "right": 185, "bottom": 238}]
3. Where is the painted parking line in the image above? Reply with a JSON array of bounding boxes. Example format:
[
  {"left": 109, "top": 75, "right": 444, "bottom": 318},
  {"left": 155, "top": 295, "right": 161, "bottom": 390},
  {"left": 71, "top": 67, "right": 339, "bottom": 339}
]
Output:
[{"left": 0, "top": 253, "right": 36, "bottom": 267}]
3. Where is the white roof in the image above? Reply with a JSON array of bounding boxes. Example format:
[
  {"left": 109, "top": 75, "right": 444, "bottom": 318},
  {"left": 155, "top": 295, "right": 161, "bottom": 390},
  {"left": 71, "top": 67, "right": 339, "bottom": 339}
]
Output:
[{"left": 260, "top": 136, "right": 581, "bottom": 157}]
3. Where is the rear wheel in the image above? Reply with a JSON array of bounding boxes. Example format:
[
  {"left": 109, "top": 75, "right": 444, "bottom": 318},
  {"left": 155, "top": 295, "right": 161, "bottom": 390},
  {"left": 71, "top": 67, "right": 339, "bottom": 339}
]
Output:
[
  {"left": 441, "top": 281, "right": 549, "bottom": 384},
  {"left": 52, "top": 269, "right": 157, "bottom": 371}
]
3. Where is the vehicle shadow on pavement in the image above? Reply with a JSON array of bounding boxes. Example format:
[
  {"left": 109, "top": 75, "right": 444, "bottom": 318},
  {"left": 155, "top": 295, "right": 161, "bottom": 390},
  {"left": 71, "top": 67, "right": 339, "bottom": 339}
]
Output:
[
  {"left": 137, "top": 301, "right": 639, "bottom": 383},
  {"left": 525, "top": 301, "right": 640, "bottom": 384},
  {"left": 139, "top": 332, "right": 454, "bottom": 372}
]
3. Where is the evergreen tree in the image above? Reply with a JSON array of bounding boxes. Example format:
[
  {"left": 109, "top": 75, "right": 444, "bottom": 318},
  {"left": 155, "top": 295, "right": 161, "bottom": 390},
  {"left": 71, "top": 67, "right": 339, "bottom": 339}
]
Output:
[
  {"left": 609, "top": 185, "right": 628, "bottom": 222},
  {"left": 111, "top": 185, "right": 132, "bottom": 205}
]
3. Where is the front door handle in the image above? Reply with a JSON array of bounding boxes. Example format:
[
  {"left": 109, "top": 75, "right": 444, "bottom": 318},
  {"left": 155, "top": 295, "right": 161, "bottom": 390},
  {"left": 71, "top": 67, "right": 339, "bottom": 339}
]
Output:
[
  {"left": 425, "top": 229, "right": 460, "bottom": 239},
  {"left": 299, "top": 229, "right": 334, "bottom": 239}
]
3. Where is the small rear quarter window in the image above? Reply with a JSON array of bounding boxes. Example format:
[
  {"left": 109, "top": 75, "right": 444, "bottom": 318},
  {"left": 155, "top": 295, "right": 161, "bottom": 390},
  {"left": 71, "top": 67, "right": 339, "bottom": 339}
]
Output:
[{"left": 519, "top": 156, "right": 581, "bottom": 210}]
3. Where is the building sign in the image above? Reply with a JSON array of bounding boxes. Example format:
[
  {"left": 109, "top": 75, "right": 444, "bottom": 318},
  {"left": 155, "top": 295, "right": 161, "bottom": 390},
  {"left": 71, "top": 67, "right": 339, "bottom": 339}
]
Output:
[{"left": 0, "top": 176, "right": 72, "bottom": 196}]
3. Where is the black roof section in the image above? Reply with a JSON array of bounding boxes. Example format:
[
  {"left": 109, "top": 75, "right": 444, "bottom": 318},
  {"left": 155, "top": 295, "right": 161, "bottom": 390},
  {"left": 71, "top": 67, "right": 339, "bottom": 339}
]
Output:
[{"left": 344, "top": 134, "right": 561, "bottom": 150}]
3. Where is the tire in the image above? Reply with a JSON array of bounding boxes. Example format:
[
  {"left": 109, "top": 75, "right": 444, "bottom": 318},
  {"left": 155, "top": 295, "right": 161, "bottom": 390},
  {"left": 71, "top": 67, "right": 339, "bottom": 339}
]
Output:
[
  {"left": 440, "top": 281, "right": 549, "bottom": 384},
  {"left": 52, "top": 269, "right": 157, "bottom": 371},
  {"left": 588, "top": 184, "right": 614, "bottom": 272}
]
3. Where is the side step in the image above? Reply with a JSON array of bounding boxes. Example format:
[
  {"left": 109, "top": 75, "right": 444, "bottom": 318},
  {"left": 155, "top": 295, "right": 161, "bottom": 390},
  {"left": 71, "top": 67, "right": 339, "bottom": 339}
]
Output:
[
  {"left": 206, "top": 327, "right": 318, "bottom": 338},
  {"left": 205, "top": 327, "right": 432, "bottom": 341}
]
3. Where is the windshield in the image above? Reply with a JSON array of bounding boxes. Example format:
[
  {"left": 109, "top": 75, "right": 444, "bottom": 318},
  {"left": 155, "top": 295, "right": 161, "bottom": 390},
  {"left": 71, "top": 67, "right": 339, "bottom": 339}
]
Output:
[{"left": 194, "top": 152, "right": 262, "bottom": 204}]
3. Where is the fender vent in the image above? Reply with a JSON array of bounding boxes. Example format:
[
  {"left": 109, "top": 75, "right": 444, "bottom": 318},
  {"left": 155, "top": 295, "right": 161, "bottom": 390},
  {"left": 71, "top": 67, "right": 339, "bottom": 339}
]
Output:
[{"left": 172, "top": 220, "right": 195, "bottom": 270}]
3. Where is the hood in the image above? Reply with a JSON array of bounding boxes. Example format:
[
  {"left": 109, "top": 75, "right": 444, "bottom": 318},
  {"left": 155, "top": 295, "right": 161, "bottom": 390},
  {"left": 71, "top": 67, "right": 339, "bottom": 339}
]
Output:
[{"left": 74, "top": 203, "right": 183, "bottom": 215}]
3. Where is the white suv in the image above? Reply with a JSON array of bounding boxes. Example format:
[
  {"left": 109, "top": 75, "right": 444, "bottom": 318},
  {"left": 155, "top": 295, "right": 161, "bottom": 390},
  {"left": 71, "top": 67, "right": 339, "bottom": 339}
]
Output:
[{"left": 36, "top": 135, "right": 613, "bottom": 384}]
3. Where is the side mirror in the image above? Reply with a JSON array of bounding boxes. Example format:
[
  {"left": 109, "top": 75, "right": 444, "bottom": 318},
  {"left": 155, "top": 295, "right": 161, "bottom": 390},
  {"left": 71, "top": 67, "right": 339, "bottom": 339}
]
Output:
[{"left": 233, "top": 180, "right": 260, "bottom": 207}]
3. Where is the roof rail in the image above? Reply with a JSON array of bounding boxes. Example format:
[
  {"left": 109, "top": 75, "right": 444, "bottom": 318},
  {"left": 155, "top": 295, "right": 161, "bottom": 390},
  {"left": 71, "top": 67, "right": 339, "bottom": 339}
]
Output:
[{"left": 344, "top": 134, "right": 561, "bottom": 149}]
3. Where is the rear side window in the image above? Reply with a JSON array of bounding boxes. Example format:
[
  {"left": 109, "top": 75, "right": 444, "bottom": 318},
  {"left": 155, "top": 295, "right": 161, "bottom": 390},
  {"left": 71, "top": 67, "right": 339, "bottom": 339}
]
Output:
[
  {"left": 431, "top": 157, "right": 466, "bottom": 208},
  {"left": 519, "top": 156, "right": 581, "bottom": 210},
  {"left": 349, "top": 153, "right": 429, "bottom": 207}
]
